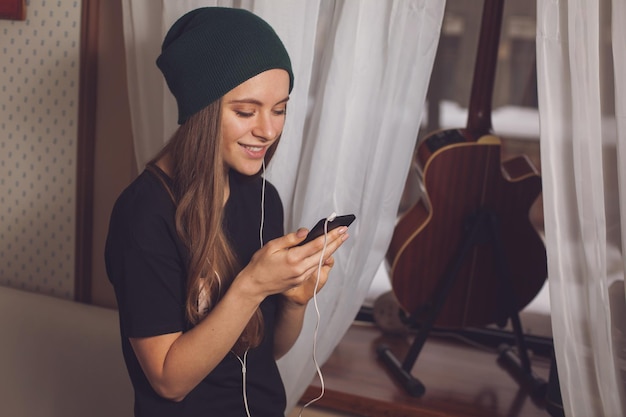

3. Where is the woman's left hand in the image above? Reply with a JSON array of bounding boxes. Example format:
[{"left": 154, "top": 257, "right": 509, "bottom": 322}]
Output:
[
  {"left": 281, "top": 254, "right": 335, "bottom": 305},
  {"left": 272, "top": 229, "right": 347, "bottom": 358}
]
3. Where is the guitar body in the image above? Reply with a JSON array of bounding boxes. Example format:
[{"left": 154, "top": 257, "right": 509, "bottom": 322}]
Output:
[
  {"left": 386, "top": 129, "right": 547, "bottom": 328},
  {"left": 377, "top": 0, "right": 548, "bottom": 398}
]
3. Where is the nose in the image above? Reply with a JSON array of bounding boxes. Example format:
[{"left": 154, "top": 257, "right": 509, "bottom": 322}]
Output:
[{"left": 252, "top": 112, "right": 279, "bottom": 142}]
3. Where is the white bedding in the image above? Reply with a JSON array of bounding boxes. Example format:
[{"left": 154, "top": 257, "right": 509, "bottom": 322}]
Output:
[{"left": 0, "top": 286, "right": 133, "bottom": 417}]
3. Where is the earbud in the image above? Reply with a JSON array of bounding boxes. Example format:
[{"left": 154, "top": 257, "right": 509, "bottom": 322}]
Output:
[{"left": 327, "top": 212, "right": 337, "bottom": 222}]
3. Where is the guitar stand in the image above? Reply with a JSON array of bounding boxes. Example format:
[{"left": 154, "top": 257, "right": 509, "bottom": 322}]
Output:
[{"left": 377, "top": 209, "right": 547, "bottom": 399}]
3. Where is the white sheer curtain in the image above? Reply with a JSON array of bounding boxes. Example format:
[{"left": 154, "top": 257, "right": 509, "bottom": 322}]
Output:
[
  {"left": 121, "top": 0, "right": 445, "bottom": 412},
  {"left": 536, "top": 0, "right": 626, "bottom": 416}
]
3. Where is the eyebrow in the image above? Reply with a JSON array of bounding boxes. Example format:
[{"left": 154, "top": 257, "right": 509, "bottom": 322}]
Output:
[{"left": 225, "top": 97, "right": 290, "bottom": 106}]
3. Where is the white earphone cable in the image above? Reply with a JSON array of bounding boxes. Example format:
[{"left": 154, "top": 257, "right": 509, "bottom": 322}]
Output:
[
  {"left": 234, "top": 159, "right": 266, "bottom": 417},
  {"left": 255, "top": 159, "right": 330, "bottom": 417},
  {"left": 298, "top": 217, "right": 331, "bottom": 416},
  {"left": 260, "top": 159, "right": 266, "bottom": 249},
  {"left": 233, "top": 349, "right": 251, "bottom": 417}
]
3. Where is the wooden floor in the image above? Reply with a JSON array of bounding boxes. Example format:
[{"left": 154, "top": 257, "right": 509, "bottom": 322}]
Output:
[{"left": 300, "top": 322, "right": 553, "bottom": 417}]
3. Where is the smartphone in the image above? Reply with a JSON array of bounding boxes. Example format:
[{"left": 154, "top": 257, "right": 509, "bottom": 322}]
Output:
[{"left": 297, "top": 214, "right": 356, "bottom": 246}]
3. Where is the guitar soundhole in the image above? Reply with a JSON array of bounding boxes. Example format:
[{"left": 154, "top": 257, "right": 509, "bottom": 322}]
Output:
[{"left": 425, "top": 130, "right": 466, "bottom": 153}]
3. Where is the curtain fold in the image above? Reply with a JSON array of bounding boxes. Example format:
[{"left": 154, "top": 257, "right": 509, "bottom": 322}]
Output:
[
  {"left": 536, "top": 0, "right": 626, "bottom": 415},
  {"left": 121, "top": 0, "right": 445, "bottom": 412},
  {"left": 120, "top": 0, "right": 168, "bottom": 169},
  {"left": 278, "top": 1, "right": 444, "bottom": 409}
]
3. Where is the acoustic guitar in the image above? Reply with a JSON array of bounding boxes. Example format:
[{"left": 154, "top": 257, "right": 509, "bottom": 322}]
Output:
[{"left": 385, "top": 0, "right": 547, "bottom": 329}]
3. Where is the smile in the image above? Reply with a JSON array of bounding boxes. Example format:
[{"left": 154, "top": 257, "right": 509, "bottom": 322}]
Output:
[{"left": 240, "top": 143, "right": 267, "bottom": 158}]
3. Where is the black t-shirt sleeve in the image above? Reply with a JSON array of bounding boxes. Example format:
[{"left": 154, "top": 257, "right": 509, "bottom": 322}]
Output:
[{"left": 105, "top": 172, "right": 187, "bottom": 338}]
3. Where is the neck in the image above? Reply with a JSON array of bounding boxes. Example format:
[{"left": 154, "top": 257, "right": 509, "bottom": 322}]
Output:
[{"left": 155, "top": 153, "right": 173, "bottom": 177}]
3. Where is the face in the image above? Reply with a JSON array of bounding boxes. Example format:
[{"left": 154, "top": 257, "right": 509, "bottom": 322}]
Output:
[{"left": 220, "top": 69, "right": 290, "bottom": 176}]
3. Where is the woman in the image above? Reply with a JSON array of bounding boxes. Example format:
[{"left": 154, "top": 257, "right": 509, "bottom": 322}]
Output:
[{"left": 105, "top": 7, "right": 349, "bottom": 417}]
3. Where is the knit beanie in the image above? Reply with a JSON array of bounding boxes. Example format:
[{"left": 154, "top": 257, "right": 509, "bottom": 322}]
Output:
[{"left": 156, "top": 7, "right": 294, "bottom": 124}]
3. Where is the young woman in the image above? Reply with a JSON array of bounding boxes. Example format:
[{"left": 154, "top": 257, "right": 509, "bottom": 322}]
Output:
[{"left": 105, "top": 7, "right": 349, "bottom": 417}]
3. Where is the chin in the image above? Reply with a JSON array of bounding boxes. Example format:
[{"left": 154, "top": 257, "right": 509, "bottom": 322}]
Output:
[{"left": 232, "top": 162, "right": 264, "bottom": 177}]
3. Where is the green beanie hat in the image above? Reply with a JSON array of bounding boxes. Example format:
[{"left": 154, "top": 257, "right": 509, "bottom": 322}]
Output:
[{"left": 156, "top": 7, "right": 294, "bottom": 124}]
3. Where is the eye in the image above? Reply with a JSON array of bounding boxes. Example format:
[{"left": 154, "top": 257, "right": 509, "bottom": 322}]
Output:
[
  {"left": 273, "top": 107, "right": 287, "bottom": 116},
  {"left": 235, "top": 110, "right": 255, "bottom": 118}
]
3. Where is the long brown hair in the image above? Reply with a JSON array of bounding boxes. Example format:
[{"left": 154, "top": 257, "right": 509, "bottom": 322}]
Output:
[{"left": 148, "top": 100, "right": 279, "bottom": 352}]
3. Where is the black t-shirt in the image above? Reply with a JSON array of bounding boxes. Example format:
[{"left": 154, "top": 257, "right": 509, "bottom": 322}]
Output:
[{"left": 105, "top": 168, "right": 286, "bottom": 417}]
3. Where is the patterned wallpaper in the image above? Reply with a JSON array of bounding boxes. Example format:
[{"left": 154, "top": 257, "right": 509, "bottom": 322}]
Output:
[{"left": 0, "top": 0, "right": 81, "bottom": 298}]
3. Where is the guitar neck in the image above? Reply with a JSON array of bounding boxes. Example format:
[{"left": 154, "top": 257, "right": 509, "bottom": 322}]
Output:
[{"left": 466, "top": 0, "right": 505, "bottom": 137}]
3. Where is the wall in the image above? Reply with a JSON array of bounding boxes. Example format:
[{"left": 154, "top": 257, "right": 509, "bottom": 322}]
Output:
[
  {"left": 0, "top": 0, "right": 82, "bottom": 298},
  {"left": 0, "top": 0, "right": 135, "bottom": 306}
]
